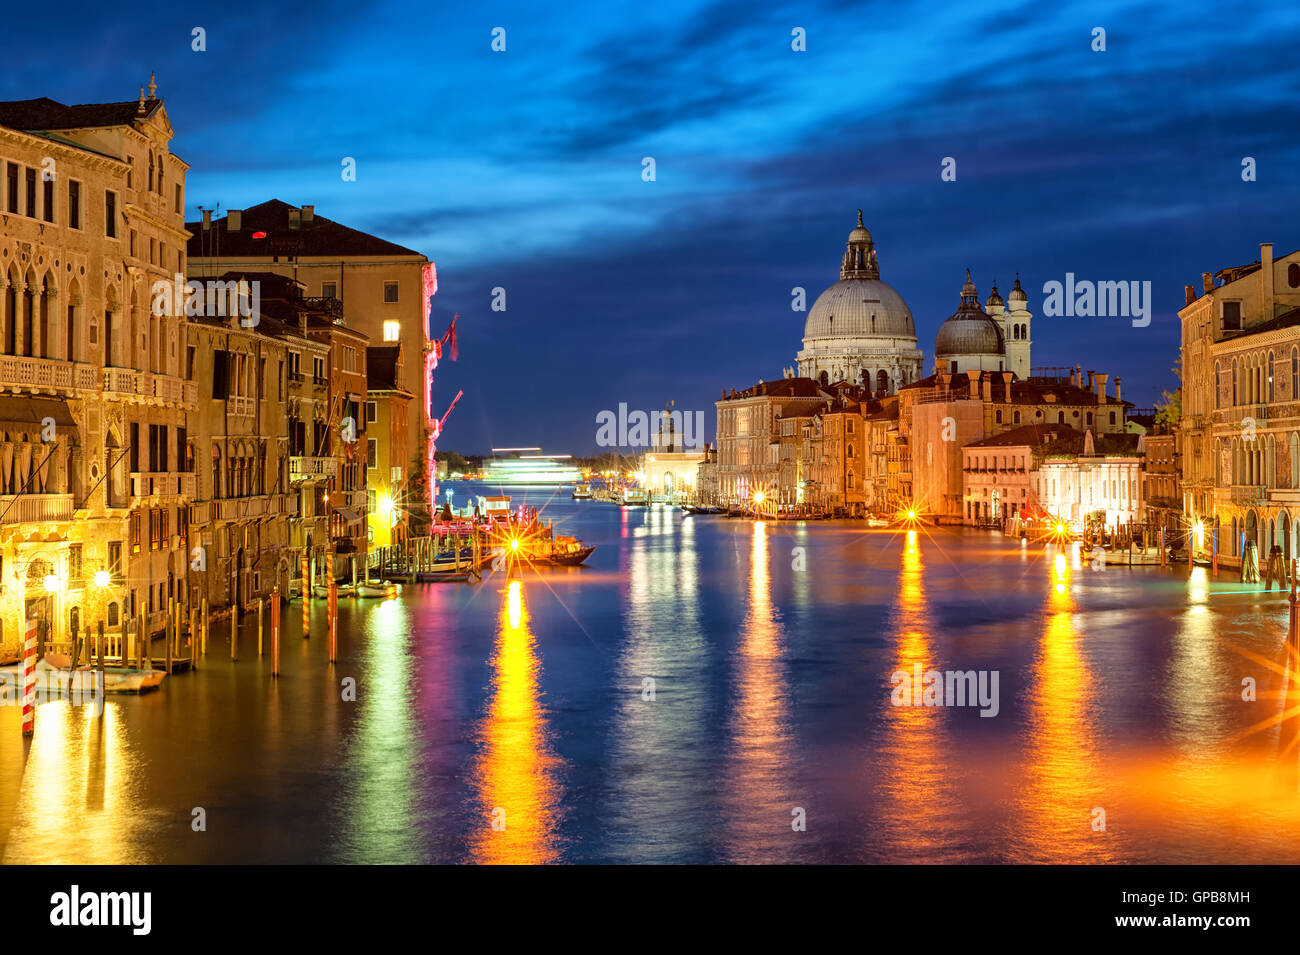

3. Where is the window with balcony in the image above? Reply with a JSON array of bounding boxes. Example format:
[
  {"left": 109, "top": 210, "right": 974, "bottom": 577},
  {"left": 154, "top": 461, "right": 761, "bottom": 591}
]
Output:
[{"left": 322, "top": 282, "right": 337, "bottom": 299}]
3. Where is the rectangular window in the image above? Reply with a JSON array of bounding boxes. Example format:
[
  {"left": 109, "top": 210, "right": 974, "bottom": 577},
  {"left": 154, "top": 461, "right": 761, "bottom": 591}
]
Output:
[
  {"left": 383, "top": 281, "right": 398, "bottom": 303},
  {"left": 366, "top": 400, "right": 377, "bottom": 423},
  {"left": 68, "top": 180, "right": 80, "bottom": 229},
  {"left": 178, "top": 427, "right": 187, "bottom": 472},
  {"left": 259, "top": 358, "right": 267, "bottom": 400},
  {"left": 130, "top": 422, "right": 140, "bottom": 473},
  {"left": 383, "top": 320, "right": 400, "bottom": 341},
  {"left": 174, "top": 183, "right": 182, "bottom": 212},
  {"left": 212, "top": 350, "right": 229, "bottom": 398},
  {"left": 278, "top": 360, "right": 284, "bottom": 399},
  {"left": 6, "top": 163, "right": 16, "bottom": 213},
  {"left": 1223, "top": 301, "right": 1242, "bottom": 331},
  {"left": 109, "top": 541, "right": 123, "bottom": 577},
  {"left": 25, "top": 167, "right": 36, "bottom": 217},
  {"left": 130, "top": 511, "right": 142, "bottom": 553},
  {"left": 42, "top": 176, "right": 54, "bottom": 223},
  {"left": 69, "top": 544, "right": 83, "bottom": 584},
  {"left": 367, "top": 438, "right": 378, "bottom": 468},
  {"left": 322, "top": 282, "right": 336, "bottom": 299},
  {"left": 105, "top": 190, "right": 117, "bottom": 237}
]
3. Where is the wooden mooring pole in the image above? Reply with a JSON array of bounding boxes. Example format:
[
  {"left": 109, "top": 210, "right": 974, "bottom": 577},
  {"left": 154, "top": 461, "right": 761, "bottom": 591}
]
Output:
[{"left": 271, "top": 586, "right": 281, "bottom": 677}]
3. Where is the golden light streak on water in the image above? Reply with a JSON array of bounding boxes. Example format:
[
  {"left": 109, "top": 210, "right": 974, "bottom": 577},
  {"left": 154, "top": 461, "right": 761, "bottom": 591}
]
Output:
[
  {"left": 875, "top": 529, "right": 964, "bottom": 860},
  {"left": 469, "top": 580, "right": 561, "bottom": 864},
  {"left": 721, "top": 520, "right": 796, "bottom": 862},
  {"left": 5, "top": 701, "right": 143, "bottom": 864},
  {"left": 1009, "top": 574, "right": 1115, "bottom": 862}
]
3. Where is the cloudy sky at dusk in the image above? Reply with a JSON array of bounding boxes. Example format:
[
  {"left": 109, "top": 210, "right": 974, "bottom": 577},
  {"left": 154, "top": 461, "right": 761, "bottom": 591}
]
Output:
[{"left": 6, "top": 0, "right": 1300, "bottom": 453}]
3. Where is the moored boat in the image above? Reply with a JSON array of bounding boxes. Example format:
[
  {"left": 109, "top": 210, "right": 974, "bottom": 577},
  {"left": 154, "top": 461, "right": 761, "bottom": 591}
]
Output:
[{"left": 572, "top": 484, "right": 593, "bottom": 499}]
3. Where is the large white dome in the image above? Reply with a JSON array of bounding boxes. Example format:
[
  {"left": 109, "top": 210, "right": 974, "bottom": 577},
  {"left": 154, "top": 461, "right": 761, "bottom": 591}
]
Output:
[{"left": 803, "top": 277, "right": 916, "bottom": 341}]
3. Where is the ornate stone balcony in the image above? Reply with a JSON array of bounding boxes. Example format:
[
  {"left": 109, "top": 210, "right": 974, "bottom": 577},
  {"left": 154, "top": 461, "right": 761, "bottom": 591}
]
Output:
[
  {"left": 290, "top": 456, "right": 339, "bottom": 482},
  {"left": 0, "top": 355, "right": 98, "bottom": 395},
  {"left": 0, "top": 493, "right": 75, "bottom": 523},
  {"left": 1230, "top": 484, "right": 1268, "bottom": 506},
  {"left": 130, "top": 472, "right": 196, "bottom": 504},
  {"left": 102, "top": 368, "right": 198, "bottom": 408}
]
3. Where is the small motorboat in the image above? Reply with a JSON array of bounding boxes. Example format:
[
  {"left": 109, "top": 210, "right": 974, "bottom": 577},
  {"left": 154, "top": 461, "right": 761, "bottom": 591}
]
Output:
[
  {"left": 619, "top": 488, "right": 648, "bottom": 507},
  {"left": 544, "top": 544, "right": 596, "bottom": 566},
  {"left": 355, "top": 582, "right": 396, "bottom": 598},
  {"left": 572, "top": 484, "right": 593, "bottom": 500},
  {"left": 12, "top": 655, "right": 168, "bottom": 694},
  {"left": 867, "top": 517, "right": 889, "bottom": 527},
  {"left": 682, "top": 504, "right": 725, "bottom": 515}
]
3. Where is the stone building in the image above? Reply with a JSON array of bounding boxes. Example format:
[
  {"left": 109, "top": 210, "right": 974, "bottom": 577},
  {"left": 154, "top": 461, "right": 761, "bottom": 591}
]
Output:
[
  {"left": 1142, "top": 427, "right": 1180, "bottom": 536},
  {"left": 1178, "top": 241, "right": 1300, "bottom": 562},
  {"left": 365, "top": 344, "right": 413, "bottom": 548},
  {"left": 186, "top": 201, "right": 433, "bottom": 475},
  {"left": 0, "top": 83, "right": 195, "bottom": 656}
]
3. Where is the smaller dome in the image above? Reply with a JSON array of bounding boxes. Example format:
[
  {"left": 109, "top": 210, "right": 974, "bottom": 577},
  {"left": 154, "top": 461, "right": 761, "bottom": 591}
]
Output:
[
  {"left": 1008, "top": 274, "right": 1027, "bottom": 301},
  {"left": 848, "top": 208, "right": 871, "bottom": 244},
  {"left": 985, "top": 281, "right": 1004, "bottom": 308},
  {"left": 935, "top": 315, "right": 1004, "bottom": 357}
]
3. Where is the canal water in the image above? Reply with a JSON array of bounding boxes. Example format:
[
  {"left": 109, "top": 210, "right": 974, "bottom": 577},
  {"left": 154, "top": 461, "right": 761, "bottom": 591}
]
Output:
[{"left": 3, "top": 483, "right": 1300, "bottom": 864}]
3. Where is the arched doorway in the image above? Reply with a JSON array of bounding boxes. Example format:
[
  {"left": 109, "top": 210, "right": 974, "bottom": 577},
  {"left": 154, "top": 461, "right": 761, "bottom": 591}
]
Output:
[
  {"left": 1246, "top": 510, "right": 1258, "bottom": 555},
  {"left": 1281, "top": 511, "right": 1291, "bottom": 559}
]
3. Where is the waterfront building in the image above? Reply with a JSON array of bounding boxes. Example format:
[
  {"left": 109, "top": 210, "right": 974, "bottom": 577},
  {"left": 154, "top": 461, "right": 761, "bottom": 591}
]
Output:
[
  {"left": 186, "top": 201, "right": 432, "bottom": 464},
  {"left": 365, "top": 344, "right": 413, "bottom": 547},
  {"left": 0, "top": 83, "right": 195, "bottom": 656},
  {"left": 694, "top": 443, "right": 719, "bottom": 504},
  {"left": 183, "top": 272, "right": 300, "bottom": 610},
  {"left": 1178, "top": 242, "right": 1300, "bottom": 561},
  {"left": 961, "top": 423, "right": 1143, "bottom": 529},
  {"left": 1032, "top": 428, "right": 1144, "bottom": 529},
  {"left": 638, "top": 401, "right": 706, "bottom": 498},
  {"left": 903, "top": 367, "right": 1130, "bottom": 522},
  {"left": 793, "top": 212, "right": 923, "bottom": 394},
  {"left": 862, "top": 399, "right": 899, "bottom": 513},
  {"left": 1142, "top": 427, "right": 1180, "bottom": 536},
  {"left": 304, "top": 314, "right": 369, "bottom": 581}
]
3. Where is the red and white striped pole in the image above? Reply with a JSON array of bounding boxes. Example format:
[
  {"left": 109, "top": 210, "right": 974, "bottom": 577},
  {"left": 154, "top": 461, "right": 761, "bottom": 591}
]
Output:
[
  {"left": 328, "top": 577, "right": 338, "bottom": 663},
  {"left": 301, "top": 553, "right": 310, "bottom": 639},
  {"left": 22, "top": 619, "right": 37, "bottom": 736},
  {"left": 271, "top": 585, "right": 281, "bottom": 677}
]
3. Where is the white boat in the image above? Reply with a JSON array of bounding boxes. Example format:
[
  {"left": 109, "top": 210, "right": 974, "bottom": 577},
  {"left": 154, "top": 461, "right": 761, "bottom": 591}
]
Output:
[{"left": 619, "top": 488, "right": 648, "bottom": 507}]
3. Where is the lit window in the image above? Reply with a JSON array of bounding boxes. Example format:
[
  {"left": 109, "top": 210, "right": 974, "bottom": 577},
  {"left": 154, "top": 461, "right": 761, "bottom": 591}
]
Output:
[{"left": 383, "top": 320, "right": 400, "bottom": 341}]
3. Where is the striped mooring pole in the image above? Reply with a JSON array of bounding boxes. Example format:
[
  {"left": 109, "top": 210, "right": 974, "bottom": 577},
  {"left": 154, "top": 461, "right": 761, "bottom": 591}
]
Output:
[
  {"left": 301, "top": 554, "right": 310, "bottom": 639},
  {"left": 328, "top": 578, "right": 338, "bottom": 663},
  {"left": 21, "top": 619, "right": 37, "bottom": 736},
  {"left": 271, "top": 586, "right": 281, "bottom": 677}
]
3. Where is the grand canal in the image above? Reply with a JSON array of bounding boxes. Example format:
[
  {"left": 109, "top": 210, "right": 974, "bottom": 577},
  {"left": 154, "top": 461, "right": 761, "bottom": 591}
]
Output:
[{"left": 4, "top": 484, "right": 1300, "bottom": 864}]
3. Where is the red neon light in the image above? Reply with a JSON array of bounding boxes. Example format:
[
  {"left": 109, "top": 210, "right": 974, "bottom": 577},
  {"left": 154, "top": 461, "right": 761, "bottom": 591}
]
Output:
[{"left": 252, "top": 231, "right": 267, "bottom": 239}]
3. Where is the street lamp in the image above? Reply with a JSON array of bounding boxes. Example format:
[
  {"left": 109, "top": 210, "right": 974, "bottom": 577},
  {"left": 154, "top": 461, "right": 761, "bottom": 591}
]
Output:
[
  {"left": 43, "top": 574, "right": 61, "bottom": 594},
  {"left": 94, "top": 569, "right": 112, "bottom": 588}
]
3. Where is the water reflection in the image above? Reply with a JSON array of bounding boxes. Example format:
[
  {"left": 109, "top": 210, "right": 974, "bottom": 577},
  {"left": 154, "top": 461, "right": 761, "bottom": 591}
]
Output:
[
  {"left": 721, "top": 521, "right": 796, "bottom": 862},
  {"left": 875, "top": 529, "right": 963, "bottom": 860},
  {"left": 468, "top": 580, "right": 562, "bottom": 864},
  {"left": 1010, "top": 551, "right": 1114, "bottom": 862},
  {"left": 337, "top": 598, "right": 419, "bottom": 862}
]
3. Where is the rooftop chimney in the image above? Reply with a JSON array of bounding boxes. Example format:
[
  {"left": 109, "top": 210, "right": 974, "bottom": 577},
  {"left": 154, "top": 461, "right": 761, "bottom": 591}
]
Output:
[
  {"left": 302, "top": 205, "right": 315, "bottom": 224},
  {"left": 1184, "top": 284, "right": 1195, "bottom": 306},
  {"left": 227, "top": 209, "right": 242, "bottom": 232},
  {"left": 1202, "top": 272, "right": 1214, "bottom": 294},
  {"left": 1095, "top": 372, "right": 1108, "bottom": 405},
  {"left": 981, "top": 373, "right": 992, "bottom": 403},
  {"left": 1262, "top": 242, "right": 1275, "bottom": 321},
  {"left": 1114, "top": 377, "right": 1122, "bottom": 404},
  {"left": 289, "top": 208, "right": 301, "bottom": 230},
  {"left": 201, "top": 209, "right": 211, "bottom": 231},
  {"left": 1001, "top": 371, "right": 1013, "bottom": 402},
  {"left": 1086, "top": 369, "right": 1095, "bottom": 390}
]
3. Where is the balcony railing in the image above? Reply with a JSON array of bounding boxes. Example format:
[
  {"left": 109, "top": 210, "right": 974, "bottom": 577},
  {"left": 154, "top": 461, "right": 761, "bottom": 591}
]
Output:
[
  {"left": 131, "top": 472, "right": 196, "bottom": 501},
  {"left": 0, "top": 355, "right": 98, "bottom": 393},
  {"left": 228, "top": 395, "right": 255, "bottom": 417},
  {"left": 1230, "top": 484, "right": 1268, "bottom": 506},
  {"left": 0, "top": 493, "right": 74, "bottom": 523},
  {"left": 290, "top": 456, "right": 339, "bottom": 481},
  {"left": 103, "top": 368, "right": 197, "bottom": 407}
]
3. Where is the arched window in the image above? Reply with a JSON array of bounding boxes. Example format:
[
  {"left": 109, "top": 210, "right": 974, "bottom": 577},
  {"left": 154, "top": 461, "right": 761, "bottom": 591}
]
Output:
[
  {"left": 1269, "top": 351, "right": 1276, "bottom": 402},
  {"left": 876, "top": 369, "right": 889, "bottom": 396},
  {"left": 1215, "top": 361, "right": 1221, "bottom": 409},
  {"left": 1291, "top": 263, "right": 1300, "bottom": 289},
  {"left": 1291, "top": 348, "right": 1297, "bottom": 397},
  {"left": 1058, "top": 411, "right": 1065, "bottom": 423},
  {"left": 1291, "top": 433, "right": 1300, "bottom": 489},
  {"left": 211, "top": 446, "right": 222, "bottom": 499},
  {"left": 148, "top": 151, "right": 154, "bottom": 192},
  {"left": 1232, "top": 358, "right": 1238, "bottom": 405}
]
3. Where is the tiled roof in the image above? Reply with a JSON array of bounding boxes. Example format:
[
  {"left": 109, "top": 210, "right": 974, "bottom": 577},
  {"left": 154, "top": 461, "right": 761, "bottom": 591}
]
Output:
[
  {"left": 0, "top": 96, "right": 162, "bottom": 131},
  {"left": 187, "top": 199, "right": 424, "bottom": 258}
]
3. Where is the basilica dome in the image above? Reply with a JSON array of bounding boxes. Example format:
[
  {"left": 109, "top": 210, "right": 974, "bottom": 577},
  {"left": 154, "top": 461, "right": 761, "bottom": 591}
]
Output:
[
  {"left": 934, "top": 269, "right": 1006, "bottom": 363},
  {"left": 795, "top": 211, "right": 923, "bottom": 394}
]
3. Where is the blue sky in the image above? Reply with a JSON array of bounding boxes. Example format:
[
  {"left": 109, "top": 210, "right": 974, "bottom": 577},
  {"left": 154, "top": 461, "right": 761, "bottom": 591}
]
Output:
[{"left": 7, "top": 0, "right": 1300, "bottom": 453}]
